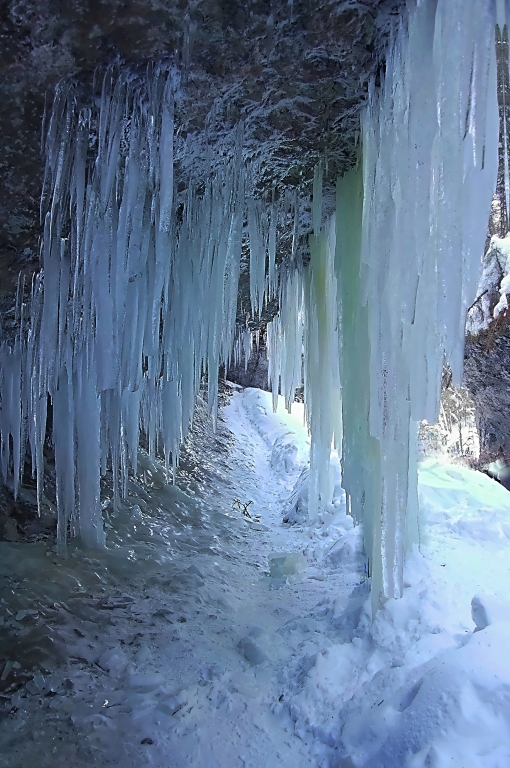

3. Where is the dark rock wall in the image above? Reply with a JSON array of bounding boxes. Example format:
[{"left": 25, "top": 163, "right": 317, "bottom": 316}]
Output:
[
  {"left": 226, "top": 343, "right": 271, "bottom": 391},
  {"left": 0, "top": 0, "right": 402, "bottom": 299},
  {"left": 463, "top": 237, "right": 510, "bottom": 465},
  {"left": 464, "top": 321, "right": 510, "bottom": 463}
]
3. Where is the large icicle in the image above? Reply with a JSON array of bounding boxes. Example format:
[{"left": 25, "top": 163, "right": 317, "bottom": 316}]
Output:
[
  {"left": 349, "top": 0, "right": 499, "bottom": 608},
  {"left": 267, "top": 267, "right": 304, "bottom": 413},
  {"left": 267, "top": 0, "right": 499, "bottom": 611},
  {"left": 267, "top": 168, "right": 342, "bottom": 522},
  {"left": 304, "top": 168, "right": 342, "bottom": 522},
  {"left": 335, "top": 165, "right": 376, "bottom": 564},
  {"left": 0, "top": 66, "right": 253, "bottom": 547}
]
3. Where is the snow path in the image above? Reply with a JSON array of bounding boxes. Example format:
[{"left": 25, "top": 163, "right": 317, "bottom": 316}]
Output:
[
  {"left": 0, "top": 388, "right": 362, "bottom": 768},
  {"left": 2, "top": 389, "right": 510, "bottom": 768}
]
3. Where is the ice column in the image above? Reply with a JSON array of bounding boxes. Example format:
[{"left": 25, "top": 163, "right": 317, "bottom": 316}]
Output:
[
  {"left": 347, "top": 0, "right": 499, "bottom": 608},
  {"left": 267, "top": 167, "right": 342, "bottom": 521},
  {"left": 335, "top": 166, "right": 377, "bottom": 564},
  {"left": 255, "top": 0, "right": 499, "bottom": 609},
  {"left": 304, "top": 168, "right": 342, "bottom": 522},
  {"left": 267, "top": 268, "right": 305, "bottom": 413}
]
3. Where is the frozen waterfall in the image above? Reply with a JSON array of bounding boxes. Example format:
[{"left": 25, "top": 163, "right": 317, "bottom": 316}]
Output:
[
  {"left": 267, "top": 0, "right": 500, "bottom": 608},
  {"left": 0, "top": 0, "right": 503, "bottom": 611},
  {"left": 349, "top": 0, "right": 498, "bottom": 607},
  {"left": 0, "top": 66, "right": 253, "bottom": 548}
]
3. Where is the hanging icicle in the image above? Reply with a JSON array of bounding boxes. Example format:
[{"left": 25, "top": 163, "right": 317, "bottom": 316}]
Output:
[
  {"left": 0, "top": 65, "right": 253, "bottom": 548},
  {"left": 267, "top": 0, "right": 499, "bottom": 613},
  {"left": 344, "top": 0, "right": 499, "bottom": 609},
  {"left": 267, "top": 167, "right": 341, "bottom": 522}
]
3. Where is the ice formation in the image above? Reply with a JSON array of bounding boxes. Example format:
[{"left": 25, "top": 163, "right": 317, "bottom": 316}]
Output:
[
  {"left": 0, "top": 1, "right": 503, "bottom": 611},
  {"left": 267, "top": 0, "right": 500, "bottom": 607},
  {"left": 0, "top": 66, "right": 253, "bottom": 548}
]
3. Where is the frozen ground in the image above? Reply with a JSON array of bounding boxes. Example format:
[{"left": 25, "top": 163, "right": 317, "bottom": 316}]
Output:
[{"left": 0, "top": 387, "right": 510, "bottom": 767}]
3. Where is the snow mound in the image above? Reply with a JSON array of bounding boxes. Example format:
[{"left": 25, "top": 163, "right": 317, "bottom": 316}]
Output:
[{"left": 277, "top": 455, "right": 510, "bottom": 767}]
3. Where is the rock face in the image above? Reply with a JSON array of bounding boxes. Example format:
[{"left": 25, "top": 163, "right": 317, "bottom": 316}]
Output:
[
  {"left": 227, "top": 342, "right": 271, "bottom": 391},
  {"left": 464, "top": 237, "right": 510, "bottom": 464},
  {"left": 1, "top": 0, "right": 402, "bottom": 298},
  {"left": 464, "top": 325, "right": 510, "bottom": 464}
]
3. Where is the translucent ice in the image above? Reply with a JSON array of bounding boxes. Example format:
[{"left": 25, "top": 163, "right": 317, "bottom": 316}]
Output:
[{"left": 0, "top": 66, "right": 256, "bottom": 547}]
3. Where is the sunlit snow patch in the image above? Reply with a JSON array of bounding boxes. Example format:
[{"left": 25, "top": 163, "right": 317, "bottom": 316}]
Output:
[{"left": 282, "top": 458, "right": 510, "bottom": 767}]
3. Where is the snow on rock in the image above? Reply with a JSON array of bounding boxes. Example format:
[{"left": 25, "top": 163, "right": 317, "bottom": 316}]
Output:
[
  {"left": 338, "top": 620, "right": 510, "bottom": 768},
  {"left": 419, "top": 458, "right": 510, "bottom": 541},
  {"left": 98, "top": 648, "right": 129, "bottom": 677},
  {"left": 237, "top": 636, "right": 268, "bottom": 666},
  {"left": 270, "top": 432, "right": 300, "bottom": 474},
  {"left": 492, "top": 243, "right": 510, "bottom": 320},
  {"left": 467, "top": 234, "right": 510, "bottom": 333},
  {"left": 0, "top": 386, "right": 361, "bottom": 768},
  {"left": 281, "top": 454, "right": 510, "bottom": 767},
  {"left": 326, "top": 536, "right": 365, "bottom": 571},
  {"left": 282, "top": 466, "right": 310, "bottom": 524},
  {"left": 239, "top": 387, "right": 309, "bottom": 453},
  {"left": 224, "top": 389, "right": 510, "bottom": 765},
  {"left": 269, "top": 552, "right": 307, "bottom": 579}
]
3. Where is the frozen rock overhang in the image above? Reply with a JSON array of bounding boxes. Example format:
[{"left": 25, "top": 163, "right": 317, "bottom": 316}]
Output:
[
  {"left": 0, "top": 0, "right": 403, "bottom": 277},
  {"left": 0, "top": 0, "right": 504, "bottom": 614}
]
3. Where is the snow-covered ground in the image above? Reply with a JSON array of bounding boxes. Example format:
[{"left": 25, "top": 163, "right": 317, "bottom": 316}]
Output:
[{"left": 1, "top": 387, "right": 510, "bottom": 767}]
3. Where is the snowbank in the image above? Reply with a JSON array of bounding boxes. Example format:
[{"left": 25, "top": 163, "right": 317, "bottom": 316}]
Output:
[
  {"left": 282, "top": 450, "right": 510, "bottom": 767},
  {"left": 2, "top": 387, "right": 510, "bottom": 768}
]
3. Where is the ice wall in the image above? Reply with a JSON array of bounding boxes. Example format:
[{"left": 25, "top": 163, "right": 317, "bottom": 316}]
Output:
[
  {"left": 356, "top": 0, "right": 499, "bottom": 607},
  {"left": 267, "top": 0, "right": 500, "bottom": 609},
  {"left": 0, "top": 66, "right": 253, "bottom": 548},
  {"left": 0, "top": 1, "right": 502, "bottom": 611}
]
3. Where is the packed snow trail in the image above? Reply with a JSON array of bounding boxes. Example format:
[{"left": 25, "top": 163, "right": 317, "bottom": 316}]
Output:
[
  {"left": 0, "top": 387, "right": 362, "bottom": 768},
  {"left": 2, "top": 387, "right": 510, "bottom": 767}
]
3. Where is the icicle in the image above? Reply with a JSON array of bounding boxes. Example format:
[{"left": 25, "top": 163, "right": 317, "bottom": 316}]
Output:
[
  {"left": 497, "top": 0, "right": 506, "bottom": 27},
  {"left": 351, "top": 0, "right": 499, "bottom": 609},
  {"left": 268, "top": 196, "right": 277, "bottom": 297},
  {"left": 266, "top": 0, "right": 499, "bottom": 612},
  {"left": 248, "top": 197, "right": 268, "bottom": 318},
  {"left": 0, "top": 65, "right": 249, "bottom": 547},
  {"left": 278, "top": 270, "right": 304, "bottom": 410},
  {"left": 336, "top": 164, "right": 378, "bottom": 590},
  {"left": 267, "top": 219, "right": 341, "bottom": 524},
  {"left": 312, "top": 164, "right": 322, "bottom": 235},
  {"left": 304, "top": 217, "right": 342, "bottom": 522}
]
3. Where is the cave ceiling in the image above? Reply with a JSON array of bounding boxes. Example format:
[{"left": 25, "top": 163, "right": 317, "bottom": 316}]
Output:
[{"left": 0, "top": 0, "right": 403, "bottom": 300}]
